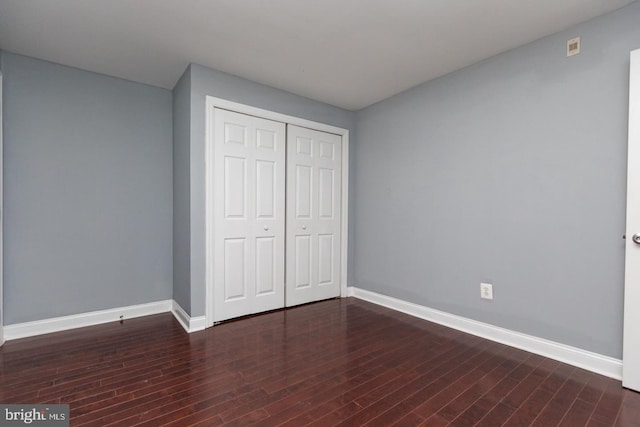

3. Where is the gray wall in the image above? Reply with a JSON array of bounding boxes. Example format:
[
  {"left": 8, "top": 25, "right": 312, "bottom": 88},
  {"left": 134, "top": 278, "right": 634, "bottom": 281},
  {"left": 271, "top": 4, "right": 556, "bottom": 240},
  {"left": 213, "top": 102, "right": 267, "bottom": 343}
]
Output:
[
  {"left": 353, "top": 1, "right": 640, "bottom": 358},
  {"left": 4, "top": 3, "right": 633, "bottom": 361},
  {"left": 181, "top": 63, "right": 356, "bottom": 316},
  {"left": 1, "top": 52, "right": 173, "bottom": 324},
  {"left": 172, "top": 66, "right": 191, "bottom": 313}
]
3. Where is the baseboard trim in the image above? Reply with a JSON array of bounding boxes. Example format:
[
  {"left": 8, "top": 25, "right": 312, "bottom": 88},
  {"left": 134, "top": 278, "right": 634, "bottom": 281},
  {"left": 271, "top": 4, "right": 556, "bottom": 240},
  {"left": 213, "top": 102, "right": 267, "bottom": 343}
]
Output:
[
  {"left": 171, "top": 301, "right": 206, "bottom": 333},
  {"left": 4, "top": 300, "right": 173, "bottom": 341},
  {"left": 348, "top": 286, "right": 622, "bottom": 380}
]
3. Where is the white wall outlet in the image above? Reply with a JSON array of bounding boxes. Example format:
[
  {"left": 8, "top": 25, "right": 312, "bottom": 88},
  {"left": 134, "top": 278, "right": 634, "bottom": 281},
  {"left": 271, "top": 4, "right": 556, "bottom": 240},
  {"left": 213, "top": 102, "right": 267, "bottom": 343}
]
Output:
[
  {"left": 567, "top": 37, "right": 581, "bottom": 57},
  {"left": 480, "top": 283, "right": 493, "bottom": 300}
]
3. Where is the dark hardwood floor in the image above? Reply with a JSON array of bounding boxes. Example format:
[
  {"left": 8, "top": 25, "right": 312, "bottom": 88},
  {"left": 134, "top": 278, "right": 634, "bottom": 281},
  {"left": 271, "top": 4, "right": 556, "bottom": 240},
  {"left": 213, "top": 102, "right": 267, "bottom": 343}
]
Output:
[{"left": 1, "top": 298, "right": 639, "bottom": 426}]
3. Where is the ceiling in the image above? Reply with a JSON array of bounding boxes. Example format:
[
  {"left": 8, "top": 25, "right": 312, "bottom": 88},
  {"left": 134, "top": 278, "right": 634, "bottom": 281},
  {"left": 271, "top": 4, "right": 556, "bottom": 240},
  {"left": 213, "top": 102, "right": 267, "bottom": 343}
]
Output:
[{"left": 0, "top": 0, "right": 635, "bottom": 110}]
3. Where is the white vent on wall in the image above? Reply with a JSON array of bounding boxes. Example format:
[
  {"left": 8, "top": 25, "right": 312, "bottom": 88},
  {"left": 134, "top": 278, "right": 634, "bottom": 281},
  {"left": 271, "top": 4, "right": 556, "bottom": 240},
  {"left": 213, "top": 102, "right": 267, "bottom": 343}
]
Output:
[{"left": 567, "top": 37, "right": 581, "bottom": 57}]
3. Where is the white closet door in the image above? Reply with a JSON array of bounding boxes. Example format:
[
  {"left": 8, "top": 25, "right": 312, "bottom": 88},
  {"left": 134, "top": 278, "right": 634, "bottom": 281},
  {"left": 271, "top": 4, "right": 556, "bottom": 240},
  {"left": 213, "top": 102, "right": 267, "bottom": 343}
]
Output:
[
  {"left": 286, "top": 125, "right": 342, "bottom": 306},
  {"left": 213, "top": 109, "right": 286, "bottom": 322}
]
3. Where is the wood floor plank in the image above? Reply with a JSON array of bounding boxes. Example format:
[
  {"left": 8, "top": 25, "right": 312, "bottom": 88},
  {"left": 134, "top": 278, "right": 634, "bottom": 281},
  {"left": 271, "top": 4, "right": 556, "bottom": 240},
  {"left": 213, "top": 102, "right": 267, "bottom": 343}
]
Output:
[
  {"left": 0, "top": 298, "right": 637, "bottom": 427},
  {"left": 296, "top": 335, "right": 483, "bottom": 426},
  {"left": 335, "top": 339, "right": 500, "bottom": 425},
  {"left": 560, "top": 395, "right": 601, "bottom": 427},
  {"left": 614, "top": 390, "right": 640, "bottom": 426},
  {"left": 450, "top": 354, "right": 535, "bottom": 425},
  {"left": 530, "top": 366, "right": 590, "bottom": 426},
  {"left": 279, "top": 333, "right": 469, "bottom": 426},
  {"left": 373, "top": 344, "right": 513, "bottom": 425},
  {"left": 502, "top": 363, "right": 573, "bottom": 426},
  {"left": 589, "top": 379, "right": 627, "bottom": 425},
  {"left": 475, "top": 402, "right": 517, "bottom": 427}
]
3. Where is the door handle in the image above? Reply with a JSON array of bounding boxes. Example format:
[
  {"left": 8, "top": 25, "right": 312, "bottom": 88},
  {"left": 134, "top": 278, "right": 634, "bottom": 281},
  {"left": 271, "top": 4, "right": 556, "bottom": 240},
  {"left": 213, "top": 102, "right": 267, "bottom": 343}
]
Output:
[
  {"left": 633, "top": 233, "right": 640, "bottom": 244},
  {"left": 302, "top": 225, "right": 307, "bottom": 230},
  {"left": 263, "top": 226, "right": 269, "bottom": 231}
]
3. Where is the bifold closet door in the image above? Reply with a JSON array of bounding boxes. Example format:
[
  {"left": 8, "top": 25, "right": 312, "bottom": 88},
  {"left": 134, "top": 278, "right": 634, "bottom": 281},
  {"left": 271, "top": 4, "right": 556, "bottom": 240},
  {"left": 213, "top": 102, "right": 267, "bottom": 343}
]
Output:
[
  {"left": 286, "top": 125, "right": 342, "bottom": 307},
  {"left": 213, "top": 109, "right": 286, "bottom": 322}
]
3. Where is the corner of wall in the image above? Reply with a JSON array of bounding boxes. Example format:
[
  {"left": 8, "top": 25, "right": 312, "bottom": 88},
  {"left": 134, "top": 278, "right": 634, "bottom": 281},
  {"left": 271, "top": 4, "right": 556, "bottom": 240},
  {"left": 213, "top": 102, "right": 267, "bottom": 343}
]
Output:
[{"left": 172, "top": 64, "right": 193, "bottom": 315}]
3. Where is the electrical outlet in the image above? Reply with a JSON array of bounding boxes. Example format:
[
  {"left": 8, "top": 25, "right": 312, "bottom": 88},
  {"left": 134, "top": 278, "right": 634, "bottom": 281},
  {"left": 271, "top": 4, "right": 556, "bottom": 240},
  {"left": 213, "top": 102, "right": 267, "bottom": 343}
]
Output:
[
  {"left": 567, "top": 36, "right": 580, "bottom": 57},
  {"left": 480, "top": 283, "right": 493, "bottom": 300}
]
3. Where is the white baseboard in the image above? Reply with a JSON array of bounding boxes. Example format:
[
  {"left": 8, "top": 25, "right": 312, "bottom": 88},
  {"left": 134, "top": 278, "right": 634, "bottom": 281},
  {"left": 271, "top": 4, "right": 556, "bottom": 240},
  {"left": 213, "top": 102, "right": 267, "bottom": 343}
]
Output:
[
  {"left": 5, "top": 288, "right": 621, "bottom": 380},
  {"left": 348, "top": 286, "right": 622, "bottom": 380},
  {"left": 4, "top": 300, "right": 173, "bottom": 341},
  {"left": 171, "top": 301, "right": 206, "bottom": 333}
]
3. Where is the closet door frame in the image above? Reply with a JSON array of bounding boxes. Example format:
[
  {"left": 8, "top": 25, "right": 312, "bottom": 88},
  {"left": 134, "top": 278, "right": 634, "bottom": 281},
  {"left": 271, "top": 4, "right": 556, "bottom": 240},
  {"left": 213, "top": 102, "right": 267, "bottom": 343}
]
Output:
[{"left": 205, "top": 96, "right": 350, "bottom": 328}]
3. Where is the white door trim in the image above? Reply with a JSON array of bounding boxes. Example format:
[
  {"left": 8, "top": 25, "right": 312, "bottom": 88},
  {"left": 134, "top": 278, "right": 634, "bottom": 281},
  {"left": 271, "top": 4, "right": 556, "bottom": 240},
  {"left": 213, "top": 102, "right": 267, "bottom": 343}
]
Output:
[
  {"left": 205, "top": 96, "right": 350, "bottom": 328},
  {"left": 0, "top": 69, "right": 4, "bottom": 346},
  {"left": 623, "top": 48, "right": 640, "bottom": 391}
]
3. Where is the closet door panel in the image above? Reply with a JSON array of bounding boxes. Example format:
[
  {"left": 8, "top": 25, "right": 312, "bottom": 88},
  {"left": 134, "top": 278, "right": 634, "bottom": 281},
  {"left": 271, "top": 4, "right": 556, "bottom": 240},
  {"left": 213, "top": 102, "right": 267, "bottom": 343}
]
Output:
[
  {"left": 213, "top": 109, "right": 285, "bottom": 322},
  {"left": 286, "top": 125, "right": 341, "bottom": 306}
]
